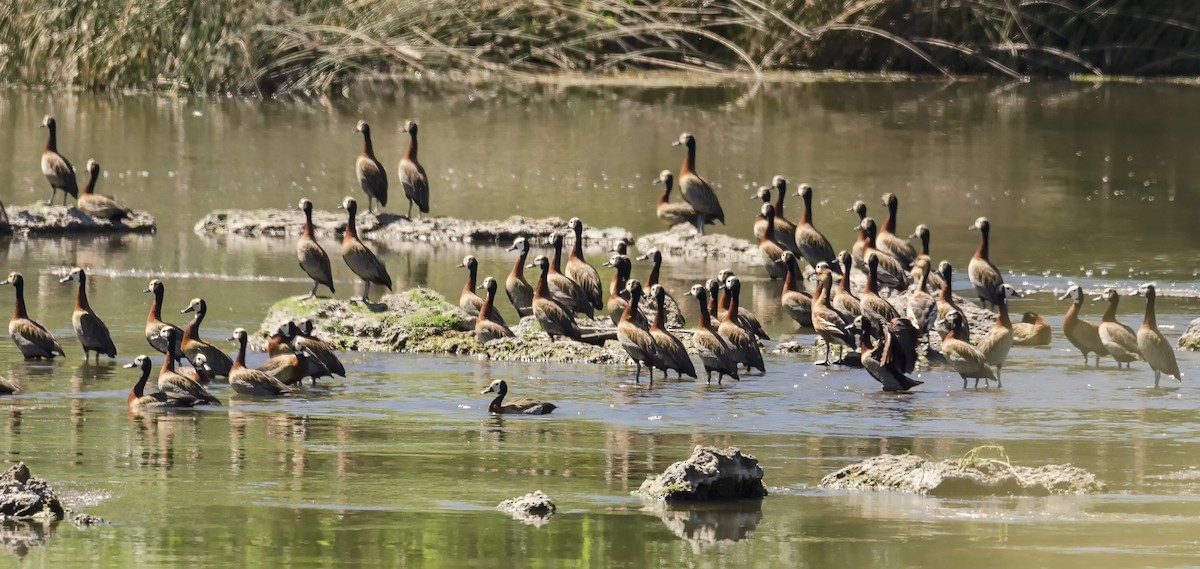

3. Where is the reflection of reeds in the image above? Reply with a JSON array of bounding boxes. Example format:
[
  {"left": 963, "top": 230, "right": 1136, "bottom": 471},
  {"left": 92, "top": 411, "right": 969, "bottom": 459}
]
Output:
[{"left": 3, "top": 1, "right": 1199, "bottom": 95}]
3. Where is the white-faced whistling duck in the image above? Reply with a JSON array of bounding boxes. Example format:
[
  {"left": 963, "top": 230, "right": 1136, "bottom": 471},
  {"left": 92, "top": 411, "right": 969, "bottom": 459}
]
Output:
[
  {"left": 792, "top": 183, "right": 838, "bottom": 271},
  {"left": 457, "top": 255, "right": 506, "bottom": 326},
  {"left": 295, "top": 320, "right": 346, "bottom": 378},
  {"left": 752, "top": 180, "right": 799, "bottom": 256},
  {"left": 339, "top": 196, "right": 393, "bottom": 303},
  {"left": 59, "top": 267, "right": 116, "bottom": 362},
  {"left": 1094, "top": 288, "right": 1141, "bottom": 368},
  {"left": 40, "top": 115, "right": 78, "bottom": 206},
  {"left": 228, "top": 328, "right": 292, "bottom": 396},
  {"left": 528, "top": 255, "right": 586, "bottom": 342},
  {"left": 859, "top": 217, "right": 911, "bottom": 293},
  {"left": 481, "top": 379, "right": 556, "bottom": 415},
  {"left": 156, "top": 328, "right": 221, "bottom": 405},
  {"left": 672, "top": 133, "right": 724, "bottom": 234},
  {"left": 125, "top": 355, "right": 201, "bottom": 410},
  {"left": 779, "top": 251, "right": 813, "bottom": 328},
  {"left": 859, "top": 253, "right": 901, "bottom": 326},
  {"left": 616, "top": 279, "right": 661, "bottom": 383},
  {"left": 976, "top": 284, "right": 1023, "bottom": 381},
  {"left": 564, "top": 218, "right": 604, "bottom": 311},
  {"left": 547, "top": 232, "right": 595, "bottom": 318},
  {"left": 853, "top": 316, "right": 923, "bottom": 392},
  {"left": 178, "top": 354, "right": 214, "bottom": 387},
  {"left": 476, "top": 276, "right": 515, "bottom": 344},
  {"left": 719, "top": 276, "right": 765, "bottom": 373},
  {"left": 1133, "top": 283, "right": 1181, "bottom": 387},
  {"left": 1059, "top": 285, "right": 1107, "bottom": 365},
  {"left": 908, "top": 224, "right": 944, "bottom": 290},
  {"left": 602, "top": 253, "right": 634, "bottom": 327},
  {"left": 257, "top": 346, "right": 311, "bottom": 387},
  {"left": 715, "top": 269, "right": 770, "bottom": 341},
  {"left": 635, "top": 248, "right": 683, "bottom": 327},
  {"left": 505, "top": 237, "right": 534, "bottom": 317},
  {"left": 938, "top": 312, "right": 997, "bottom": 389},
  {"left": 297, "top": 198, "right": 335, "bottom": 299},
  {"left": 1012, "top": 312, "right": 1052, "bottom": 347},
  {"left": 935, "top": 261, "right": 971, "bottom": 341},
  {"left": 968, "top": 217, "right": 1005, "bottom": 309},
  {"left": 832, "top": 251, "right": 862, "bottom": 319},
  {"left": 877, "top": 193, "right": 917, "bottom": 268},
  {"left": 354, "top": 120, "right": 388, "bottom": 213},
  {"left": 654, "top": 170, "right": 708, "bottom": 228},
  {"left": 812, "top": 266, "right": 856, "bottom": 365},
  {"left": 144, "top": 279, "right": 184, "bottom": 362},
  {"left": 648, "top": 284, "right": 696, "bottom": 380},
  {"left": 180, "top": 298, "right": 235, "bottom": 378},
  {"left": 76, "top": 160, "right": 132, "bottom": 221},
  {"left": 1, "top": 272, "right": 65, "bottom": 359},
  {"left": 397, "top": 120, "right": 429, "bottom": 219},
  {"left": 848, "top": 200, "right": 868, "bottom": 268},
  {"left": 682, "top": 284, "right": 739, "bottom": 384},
  {"left": 906, "top": 259, "right": 938, "bottom": 343},
  {"left": 757, "top": 203, "right": 789, "bottom": 280}
]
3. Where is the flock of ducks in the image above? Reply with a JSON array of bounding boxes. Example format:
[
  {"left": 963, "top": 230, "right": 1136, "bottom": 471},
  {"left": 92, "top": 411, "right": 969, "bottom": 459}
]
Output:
[{"left": 6, "top": 118, "right": 1185, "bottom": 416}]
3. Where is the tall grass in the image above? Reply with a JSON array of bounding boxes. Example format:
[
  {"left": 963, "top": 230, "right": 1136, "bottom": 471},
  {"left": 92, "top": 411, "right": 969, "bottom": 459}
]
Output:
[{"left": 3, "top": 1, "right": 1200, "bottom": 95}]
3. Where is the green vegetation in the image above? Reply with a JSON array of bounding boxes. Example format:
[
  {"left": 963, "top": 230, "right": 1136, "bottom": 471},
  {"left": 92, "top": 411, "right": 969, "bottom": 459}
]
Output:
[{"left": 3, "top": 1, "right": 1198, "bottom": 95}]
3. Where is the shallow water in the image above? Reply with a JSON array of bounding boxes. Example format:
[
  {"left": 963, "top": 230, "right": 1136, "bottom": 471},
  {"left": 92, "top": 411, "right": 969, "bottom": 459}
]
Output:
[{"left": 2, "top": 81, "right": 1200, "bottom": 566}]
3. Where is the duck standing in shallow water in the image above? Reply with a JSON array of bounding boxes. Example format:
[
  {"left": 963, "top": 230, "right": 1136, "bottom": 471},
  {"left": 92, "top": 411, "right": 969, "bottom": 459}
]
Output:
[
  {"left": 481, "top": 379, "right": 556, "bottom": 415},
  {"left": 295, "top": 320, "right": 346, "bottom": 379},
  {"left": 654, "top": 170, "right": 707, "bottom": 228},
  {"left": 353, "top": 120, "right": 387, "bottom": 213},
  {"left": 968, "top": 217, "right": 1005, "bottom": 308},
  {"left": 76, "top": 160, "right": 132, "bottom": 221},
  {"left": 813, "top": 266, "right": 856, "bottom": 365},
  {"left": 756, "top": 203, "right": 789, "bottom": 280},
  {"left": 1094, "top": 288, "right": 1141, "bottom": 368},
  {"left": 1012, "top": 312, "right": 1052, "bottom": 347},
  {"left": 1059, "top": 285, "right": 1107, "bottom": 365},
  {"left": 859, "top": 218, "right": 911, "bottom": 293},
  {"left": 935, "top": 261, "right": 971, "bottom": 341},
  {"left": 397, "top": 120, "right": 429, "bottom": 219},
  {"left": 939, "top": 312, "right": 997, "bottom": 389},
  {"left": 832, "top": 252, "right": 862, "bottom": 319},
  {"left": 296, "top": 198, "right": 335, "bottom": 299},
  {"left": 908, "top": 224, "right": 944, "bottom": 290},
  {"left": 1133, "top": 283, "right": 1181, "bottom": 387},
  {"left": 616, "top": 280, "right": 661, "bottom": 383},
  {"left": 339, "top": 197, "right": 392, "bottom": 303},
  {"left": 156, "top": 329, "right": 221, "bottom": 405},
  {"left": 60, "top": 268, "right": 116, "bottom": 362},
  {"left": 457, "top": 256, "right": 506, "bottom": 326},
  {"left": 683, "top": 284, "right": 739, "bottom": 384},
  {"left": 906, "top": 259, "right": 938, "bottom": 343},
  {"left": 672, "top": 133, "right": 724, "bottom": 233},
  {"left": 648, "top": 284, "right": 696, "bottom": 380},
  {"left": 976, "top": 284, "right": 1022, "bottom": 382},
  {"left": 564, "top": 218, "right": 604, "bottom": 312},
  {"left": 125, "top": 355, "right": 202, "bottom": 410},
  {"left": 853, "top": 317, "right": 922, "bottom": 392},
  {"left": 719, "top": 276, "right": 765, "bottom": 373},
  {"left": 229, "top": 328, "right": 292, "bottom": 396},
  {"left": 1, "top": 273, "right": 65, "bottom": 359},
  {"left": 144, "top": 279, "right": 184, "bottom": 362},
  {"left": 180, "top": 298, "right": 235, "bottom": 378},
  {"left": 475, "top": 277, "right": 515, "bottom": 344},
  {"left": 877, "top": 193, "right": 917, "bottom": 268},
  {"left": 859, "top": 253, "right": 901, "bottom": 327},
  {"left": 752, "top": 179, "right": 799, "bottom": 256},
  {"left": 40, "top": 115, "right": 78, "bottom": 206},
  {"left": 792, "top": 184, "right": 838, "bottom": 271},
  {"left": 258, "top": 346, "right": 311, "bottom": 386},
  {"left": 635, "top": 248, "right": 683, "bottom": 327},
  {"left": 779, "top": 252, "right": 813, "bottom": 328},
  {"left": 505, "top": 237, "right": 534, "bottom": 317}
]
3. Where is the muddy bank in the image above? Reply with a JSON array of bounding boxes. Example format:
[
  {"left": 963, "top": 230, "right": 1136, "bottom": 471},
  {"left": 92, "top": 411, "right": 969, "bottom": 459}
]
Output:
[
  {"left": 257, "top": 289, "right": 630, "bottom": 365},
  {"left": 0, "top": 203, "right": 155, "bottom": 237},
  {"left": 497, "top": 490, "right": 555, "bottom": 526},
  {"left": 1178, "top": 318, "right": 1200, "bottom": 350},
  {"left": 819, "top": 452, "right": 1105, "bottom": 496},
  {"left": 636, "top": 446, "right": 768, "bottom": 502},
  {"left": 0, "top": 463, "right": 65, "bottom": 521},
  {"left": 636, "top": 225, "right": 762, "bottom": 264},
  {"left": 195, "top": 209, "right": 631, "bottom": 247}
]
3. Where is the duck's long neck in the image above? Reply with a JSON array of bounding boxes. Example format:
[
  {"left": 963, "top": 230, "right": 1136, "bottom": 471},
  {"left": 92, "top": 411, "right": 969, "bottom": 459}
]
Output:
[
  {"left": 344, "top": 211, "right": 358, "bottom": 241},
  {"left": 133, "top": 365, "right": 150, "bottom": 398},
  {"left": 919, "top": 231, "right": 930, "bottom": 256},
  {"left": 405, "top": 133, "right": 418, "bottom": 161},
  {"left": 720, "top": 286, "right": 732, "bottom": 312},
  {"left": 1102, "top": 298, "right": 1119, "bottom": 323},
  {"left": 235, "top": 337, "right": 248, "bottom": 368},
  {"left": 480, "top": 287, "right": 495, "bottom": 323},
  {"left": 464, "top": 265, "right": 478, "bottom": 295},
  {"left": 801, "top": 193, "right": 813, "bottom": 225},
  {"left": 12, "top": 281, "right": 28, "bottom": 320},
  {"left": 998, "top": 297, "right": 1012, "bottom": 328},
  {"left": 976, "top": 226, "right": 990, "bottom": 260},
  {"left": 839, "top": 260, "right": 852, "bottom": 293},
  {"left": 697, "top": 293, "right": 713, "bottom": 329},
  {"left": 534, "top": 268, "right": 551, "bottom": 299},
  {"left": 658, "top": 184, "right": 671, "bottom": 207},
  {"left": 884, "top": 203, "right": 898, "bottom": 233},
  {"left": 681, "top": 143, "right": 696, "bottom": 174},
  {"left": 303, "top": 208, "right": 316, "bottom": 239},
  {"left": 489, "top": 385, "right": 505, "bottom": 413},
  {"left": 551, "top": 242, "right": 564, "bottom": 273},
  {"left": 571, "top": 229, "right": 584, "bottom": 260},
  {"left": 773, "top": 191, "right": 786, "bottom": 220},
  {"left": 161, "top": 336, "right": 178, "bottom": 374},
  {"left": 511, "top": 250, "right": 527, "bottom": 281},
  {"left": 707, "top": 288, "right": 719, "bottom": 320},
  {"left": 939, "top": 271, "right": 953, "bottom": 300},
  {"left": 865, "top": 226, "right": 877, "bottom": 248},
  {"left": 763, "top": 215, "right": 777, "bottom": 242},
  {"left": 860, "top": 329, "right": 875, "bottom": 353},
  {"left": 148, "top": 288, "right": 164, "bottom": 322},
  {"left": 917, "top": 265, "right": 930, "bottom": 293},
  {"left": 783, "top": 261, "right": 800, "bottom": 293},
  {"left": 866, "top": 264, "right": 880, "bottom": 295},
  {"left": 184, "top": 308, "right": 205, "bottom": 343},
  {"left": 1064, "top": 299, "right": 1081, "bottom": 325},
  {"left": 652, "top": 295, "right": 666, "bottom": 331},
  {"left": 621, "top": 289, "right": 642, "bottom": 323},
  {"left": 647, "top": 260, "right": 661, "bottom": 287},
  {"left": 1143, "top": 291, "right": 1157, "bottom": 329},
  {"left": 727, "top": 286, "right": 741, "bottom": 322},
  {"left": 362, "top": 132, "right": 375, "bottom": 158},
  {"left": 75, "top": 276, "right": 92, "bottom": 312},
  {"left": 82, "top": 169, "right": 98, "bottom": 196},
  {"left": 45, "top": 125, "right": 57, "bottom": 153}
]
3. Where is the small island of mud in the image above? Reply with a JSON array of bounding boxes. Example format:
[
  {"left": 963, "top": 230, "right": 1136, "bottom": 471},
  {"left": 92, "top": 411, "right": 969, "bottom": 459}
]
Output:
[{"left": 0, "top": 203, "right": 156, "bottom": 237}]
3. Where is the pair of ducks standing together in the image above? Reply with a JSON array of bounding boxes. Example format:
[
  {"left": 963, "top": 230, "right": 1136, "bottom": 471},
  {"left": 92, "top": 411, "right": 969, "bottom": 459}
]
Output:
[{"left": 38, "top": 115, "right": 133, "bottom": 220}]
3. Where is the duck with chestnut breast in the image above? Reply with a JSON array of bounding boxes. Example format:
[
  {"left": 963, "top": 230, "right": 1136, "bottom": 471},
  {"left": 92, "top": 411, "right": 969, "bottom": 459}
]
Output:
[
  {"left": 1133, "top": 283, "right": 1181, "bottom": 387},
  {"left": 757, "top": 203, "right": 789, "bottom": 280},
  {"left": 859, "top": 253, "right": 902, "bottom": 328},
  {"left": 779, "top": 252, "right": 813, "bottom": 328},
  {"left": 177, "top": 354, "right": 215, "bottom": 387},
  {"left": 60, "top": 268, "right": 116, "bottom": 362},
  {"left": 505, "top": 237, "right": 534, "bottom": 317},
  {"left": 144, "top": 279, "right": 184, "bottom": 362},
  {"left": 635, "top": 248, "right": 684, "bottom": 327},
  {"left": 683, "top": 284, "right": 740, "bottom": 384},
  {"left": 648, "top": 284, "right": 696, "bottom": 380},
  {"left": 813, "top": 267, "right": 856, "bottom": 365},
  {"left": 125, "top": 355, "right": 202, "bottom": 410},
  {"left": 859, "top": 218, "right": 911, "bottom": 293},
  {"left": 528, "top": 255, "right": 588, "bottom": 343},
  {"left": 76, "top": 160, "right": 133, "bottom": 221},
  {"left": 752, "top": 180, "right": 799, "bottom": 255},
  {"left": 40, "top": 115, "right": 78, "bottom": 206},
  {"left": 339, "top": 197, "right": 393, "bottom": 303},
  {"left": 564, "top": 218, "right": 604, "bottom": 311},
  {"left": 848, "top": 200, "right": 869, "bottom": 268},
  {"left": 935, "top": 261, "right": 971, "bottom": 342},
  {"left": 1013, "top": 312, "right": 1052, "bottom": 347},
  {"left": 906, "top": 259, "right": 938, "bottom": 343},
  {"left": 481, "top": 379, "right": 556, "bottom": 415},
  {"left": 457, "top": 256, "right": 506, "bottom": 326},
  {"left": 1094, "top": 288, "right": 1141, "bottom": 368},
  {"left": 715, "top": 270, "right": 770, "bottom": 341},
  {"left": 547, "top": 232, "right": 595, "bottom": 318},
  {"left": 397, "top": 120, "right": 429, "bottom": 219},
  {"left": 976, "top": 284, "right": 1023, "bottom": 383},
  {"left": 853, "top": 317, "right": 922, "bottom": 392},
  {"left": 938, "top": 312, "right": 997, "bottom": 389},
  {"left": 265, "top": 322, "right": 332, "bottom": 381},
  {"left": 653, "top": 170, "right": 709, "bottom": 228},
  {"left": 156, "top": 328, "right": 221, "bottom": 405},
  {"left": 1059, "top": 285, "right": 1107, "bottom": 365},
  {"left": 602, "top": 254, "right": 635, "bottom": 327},
  {"left": 295, "top": 320, "right": 346, "bottom": 378},
  {"left": 229, "top": 328, "right": 292, "bottom": 396},
  {"left": 787, "top": 184, "right": 838, "bottom": 271},
  {"left": 672, "top": 133, "right": 724, "bottom": 233},
  {"left": 180, "top": 298, "right": 235, "bottom": 379},
  {"left": 0, "top": 273, "right": 65, "bottom": 359},
  {"left": 877, "top": 193, "right": 917, "bottom": 268},
  {"left": 296, "top": 198, "right": 335, "bottom": 299},
  {"left": 908, "top": 224, "right": 944, "bottom": 291},
  {"left": 476, "top": 277, "right": 515, "bottom": 344},
  {"left": 832, "top": 251, "right": 863, "bottom": 319},
  {"left": 719, "top": 276, "right": 766, "bottom": 373},
  {"left": 258, "top": 347, "right": 312, "bottom": 386},
  {"left": 617, "top": 280, "right": 662, "bottom": 383},
  {"left": 968, "top": 217, "right": 1005, "bottom": 309},
  {"left": 353, "top": 120, "right": 387, "bottom": 213}
]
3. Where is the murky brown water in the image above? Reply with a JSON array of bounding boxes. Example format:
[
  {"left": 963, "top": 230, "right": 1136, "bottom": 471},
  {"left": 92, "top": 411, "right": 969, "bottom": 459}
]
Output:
[{"left": 1, "top": 81, "right": 1200, "bottom": 566}]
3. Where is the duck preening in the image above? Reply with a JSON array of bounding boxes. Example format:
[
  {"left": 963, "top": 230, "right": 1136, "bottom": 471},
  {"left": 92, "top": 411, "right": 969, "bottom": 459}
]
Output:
[
  {"left": 354, "top": 120, "right": 388, "bottom": 213},
  {"left": 76, "top": 160, "right": 133, "bottom": 221},
  {"left": 852, "top": 317, "right": 922, "bottom": 392},
  {"left": 40, "top": 115, "right": 78, "bottom": 206},
  {"left": 397, "top": 120, "right": 429, "bottom": 219},
  {"left": 1094, "top": 288, "right": 1142, "bottom": 368},
  {"left": 682, "top": 284, "right": 739, "bottom": 384},
  {"left": 1133, "top": 283, "right": 1181, "bottom": 387},
  {"left": 295, "top": 320, "right": 346, "bottom": 379},
  {"left": 481, "top": 379, "right": 556, "bottom": 415},
  {"left": 1012, "top": 312, "right": 1052, "bottom": 347},
  {"left": 339, "top": 196, "right": 393, "bottom": 303},
  {"left": 673, "top": 133, "right": 724, "bottom": 234},
  {"left": 144, "top": 279, "right": 184, "bottom": 362},
  {"left": 296, "top": 198, "right": 335, "bottom": 299},
  {"left": 60, "top": 267, "right": 117, "bottom": 362},
  {"left": 1, "top": 272, "right": 65, "bottom": 359}
]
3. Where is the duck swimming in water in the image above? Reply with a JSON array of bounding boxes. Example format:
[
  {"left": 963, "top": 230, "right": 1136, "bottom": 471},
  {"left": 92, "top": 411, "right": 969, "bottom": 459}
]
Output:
[
  {"left": 60, "top": 267, "right": 116, "bottom": 362},
  {"left": 1, "top": 273, "right": 65, "bottom": 359},
  {"left": 180, "top": 298, "right": 235, "bottom": 378},
  {"left": 296, "top": 198, "right": 335, "bottom": 299},
  {"left": 156, "top": 328, "right": 222, "bottom": 405},
  {"left": 228, "top": 328, "right": 292, "bottom": 396},
  {"left": 40, "top": 115, "right": 78, "bottom": 206},
  {"left": 76, "top": 160, "right": 133, "bottom": 221},
  {"left": 353, "top": 120, "right": 387, "bottom": 213},
  {"left": 339, "top": 196, "right": 393, "bottom": 303},
  {"left": 505, "top": 237, "right": 534, "bottom": 317},
  {"left": 564, "top": 218, "right": 604, "bottom": 312},
  {"left": 1133, "top": 283, "right": 1181, "bottom": 387},
  {"left": 397, "top": 120, "right": 429, "bottom": 219},
  {"left": 144, "top": 279, "right": 184, "bottom": 362},
  {"left": 683, "top": 284, "right": 739, "bottom": 384},
  {"left": 125, "top": 355, "right": 202, "bottom": 410},
  {"left": 673, "top": 133, "right": 725, "bottom": 233},
  {"left": 481, "top": 379, "right": 556, "bottom": 415}
]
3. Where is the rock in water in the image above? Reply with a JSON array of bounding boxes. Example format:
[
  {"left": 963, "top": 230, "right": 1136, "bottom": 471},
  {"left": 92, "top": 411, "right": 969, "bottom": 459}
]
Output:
[
  {"left": 819, "top": 453, "right": 1105, "bottom": 496},
  {"left": 0, "top": 463, "right": 65, "bottom": 520},
  {"left": 1178, "top": 317, "right": 1200, "bottom": 350},
  {"left": 636, "top": 446, "right": 767, "bottom": 502},
  {"left": 497, "top": 490, "right": 556, "bottom": 526}
]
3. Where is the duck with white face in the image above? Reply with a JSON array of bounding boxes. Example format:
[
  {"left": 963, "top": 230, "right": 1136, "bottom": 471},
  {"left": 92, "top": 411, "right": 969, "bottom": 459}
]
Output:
[
  {"left": 1132, "top": 283, "right": 1182, "bottom": 387},
  {"left": 481, "top": 379, "right": 556, "bottom": 415},
  {"left": 1058, "top": 285, "right": 1108, "bottom": 366}
]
